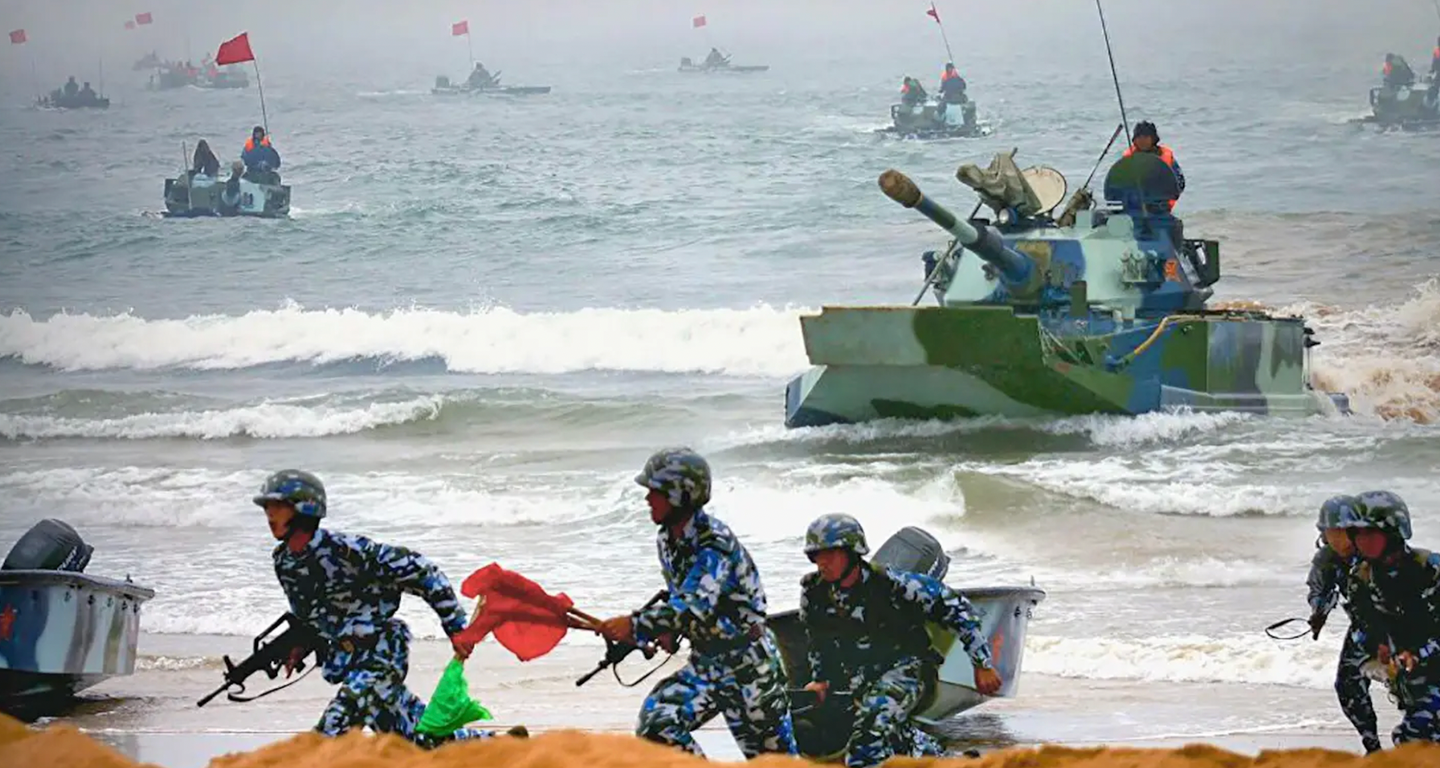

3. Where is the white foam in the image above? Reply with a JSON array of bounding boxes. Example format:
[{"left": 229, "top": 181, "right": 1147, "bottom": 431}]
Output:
[
  {"left": 0, "top": 303, "right": 811, "bottom": 377},
  {"left": 0, "top": 395, "right": 444, "bottom": 440},
  {"left": 1025, "top": 632, "right": 1341, "bottom": 689}
]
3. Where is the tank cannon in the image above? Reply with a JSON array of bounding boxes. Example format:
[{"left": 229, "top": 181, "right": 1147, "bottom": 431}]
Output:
[{"left": 879, "top": 170, "right": 1040, "bottom": 297}]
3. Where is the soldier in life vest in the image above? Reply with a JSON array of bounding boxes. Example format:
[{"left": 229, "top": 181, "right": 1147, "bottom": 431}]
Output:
[
  {"left": 1122, "top": 120, "right": 1184, "bottom": 210},
  {"left": 1383, "top": 54, "right": 1416, "bottom": 87},
  {"left": 799, "top": 514, "right": 1000, "bottom": 768},
  {"left": 1306, "top": 495, "right": 1382, "bottom": 754},
  {"left": 938, "top": 62, "right": 967, "bottom": 104},
  {"left": 900, "top": 76, "right": 927, "bottom": 107},
  {"left": 1342, "top": 490, "right": 1440, "bottom": 746},
  {"left": 1431, "top": 38, "right": 1439, "bottom": 77},
  {"left": 257, "top": 470, "right": 505, "bottom": 747},
  {"left": 596, "top": 448, "right": 796, "bottom": 758}
]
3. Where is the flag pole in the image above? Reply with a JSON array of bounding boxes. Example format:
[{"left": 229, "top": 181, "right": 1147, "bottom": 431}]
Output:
[
  {"left": 466, "top": 31, "right": 474, "bottom": 70},
  {"left": 931, "top": 4, "right": 955, "bottom": 63},
  {"left": 253, "top": 59, "right": 268, "bottom": 135}
]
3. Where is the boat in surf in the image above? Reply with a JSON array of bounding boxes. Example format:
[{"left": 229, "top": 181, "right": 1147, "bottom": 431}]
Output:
[
  {"left": 677, "top": 56, "right": 769, "bottom": 74},
  {"left": 0, "top": 520, "right": 155, "bottom": 709},
  {"left": 163, "top": 160, "right": 291, "bottom": 219},
  {"left": 36, "top": 91, "right": 109, "bottom": 110},
  {"left": 768, "top": 526, "right": 1044, "bottom": 758},
  {"left": 1349, "top": 54, "right": 1439, "bottom": 130},
  {"left": 431, "top": 73, "right": 551, "bottom": 96}
]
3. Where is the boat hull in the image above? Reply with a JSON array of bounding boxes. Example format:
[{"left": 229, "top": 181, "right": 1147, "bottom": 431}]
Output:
[
  {"left": 0, "top": 570, "right": 155, "bottom": 706},
  {"left": 678, "top": 64, "right": 769, "bottom": 73},
  {"left": 431, "top": 85, "right": 551, "bottom": 96},
  {"left": 784, "top": 306, "right": 1350, "bottom": 428},
  {"left": 163, "top": 174, "right": 291, "bottom": 218},
  {"left": 878, "top": 101, "right": 987, "bottom": 139}
]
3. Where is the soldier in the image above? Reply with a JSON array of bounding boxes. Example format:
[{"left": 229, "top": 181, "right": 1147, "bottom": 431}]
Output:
[
  {"left": 1306, "top": 495, "right": 1381, "bottom": 754},
  {"left": 596, "top": 448, "right": 796, "bottom": 758},
  {"left": 256, "top": 469, "right": 500, "bottom": 747},
  {"left": 1343, "top": 490, "right": 1440, "bottom": 746},
  {"left": 798, "top": 513, "right": 1000, "bottom": 768}
]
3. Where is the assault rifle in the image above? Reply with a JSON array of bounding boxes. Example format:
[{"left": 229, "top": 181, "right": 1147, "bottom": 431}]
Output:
[
  {"left": 576, "top": 589, "right": 672, "bottom": 687},
  {"left": 196, "top": 612, "right": 324, "bottom": 707}
]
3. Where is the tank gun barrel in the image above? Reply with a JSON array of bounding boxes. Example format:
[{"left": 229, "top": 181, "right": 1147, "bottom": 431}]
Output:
[{"left": 879, "top": 170, "right": 1036, "bottom": 291}]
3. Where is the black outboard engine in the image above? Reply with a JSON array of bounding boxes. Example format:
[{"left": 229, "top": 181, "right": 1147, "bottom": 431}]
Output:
[
  {"left": 2, "top": 519, "right": 93, "bottom": 572},
  {"left": 872, "top": 526, "right": 949, "bottom": 581}
]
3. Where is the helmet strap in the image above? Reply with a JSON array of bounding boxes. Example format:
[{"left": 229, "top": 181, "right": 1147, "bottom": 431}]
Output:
[{"left": 840, "top": 552, "right": 863, "bottom": 584}]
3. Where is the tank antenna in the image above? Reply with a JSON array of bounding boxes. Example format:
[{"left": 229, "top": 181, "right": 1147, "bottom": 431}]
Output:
[{"left": 1095, "top": 0, "right": 1131, "bottom": 146}]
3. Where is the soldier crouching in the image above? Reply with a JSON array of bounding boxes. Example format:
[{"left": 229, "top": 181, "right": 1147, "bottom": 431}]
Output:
[
  {"left": 597, "top": 448, "right": 797, "bottom": 758},
  {"left": 1306, "top": 495, "right": 1382, "bottom": 753},
  {"left": 255, "top": 469, "right": 498, "bottom": 747},
  {"left": 799, "top": 513, "right": 1001, "bottom": 768},
  {"left": 1342, "top": 490, "right": 1440, "bottom": 746}
]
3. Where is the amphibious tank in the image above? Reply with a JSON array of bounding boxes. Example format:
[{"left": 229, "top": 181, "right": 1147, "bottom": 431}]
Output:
[
  {"left": 431, "top": 73, "right": 551, "bottom": 96},
  {"left": 1353, "top": 55, "right": 1439, "bottom": 130},
  {"left": 878, "top": 97, "right": 987, "bottom": 139},
  {"left": 783, "top": 148, "right": 1351, "bottom": 428}
]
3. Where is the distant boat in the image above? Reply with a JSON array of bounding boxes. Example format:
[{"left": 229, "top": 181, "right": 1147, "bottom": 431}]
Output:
[
  {"left": 431, "top": 73, "right": 550, "bottom": 96},
  {"left": 678, "top": 56, "right": 768, "bottom": 74}
]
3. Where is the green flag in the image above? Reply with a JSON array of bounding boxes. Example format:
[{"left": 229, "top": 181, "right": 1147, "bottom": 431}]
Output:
[{"left": 417, "top": 658, "right": 493, "bottom": 735}]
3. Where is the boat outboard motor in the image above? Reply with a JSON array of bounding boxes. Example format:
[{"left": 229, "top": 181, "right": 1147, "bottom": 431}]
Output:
[
  {"left": 871, "top": 526, "right": 949, "bottom": 581},
  {"left": 2, "top": 518, "right": 93, "bottom": 572}
]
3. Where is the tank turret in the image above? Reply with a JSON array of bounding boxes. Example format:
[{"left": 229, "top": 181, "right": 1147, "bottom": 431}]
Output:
[{"left": 880, "top": 169, "right": 1040, "bottom": 296}]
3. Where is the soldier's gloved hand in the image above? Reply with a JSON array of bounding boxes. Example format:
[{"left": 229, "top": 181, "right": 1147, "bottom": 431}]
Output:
[
  {"left": 1397, "top": 650, "right": 1419, "bottom": 672},
  {"left": 450, "top": 634, "right": 476, "bottom": 662},
  {"left": 1377, "top": 644, "right": 1394, "bottom": 667},
  {"left": 598, "top": 615, "right": 635, "bottom": 644},
  {"left": 973, "top": 665, "right": 1002, "bottom": 696},
  {"left": 284, "top": 646, "right": 305, "bottom": 677},
  {"left": 1308, "top": 611, "right": 1327, "bottom": 640},
  {"left": 802, "top": 680, "right": 829, "bottom": 705}
]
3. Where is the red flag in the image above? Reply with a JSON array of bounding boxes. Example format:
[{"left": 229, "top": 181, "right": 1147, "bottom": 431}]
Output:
[
  {"left": 215, "top": 32, "right": 254, "bottom": 66},
  {"left": 8, "top": 29, "right": 25, "bottom": 45},
  {"left": 455, "top": 563, "right": 577, "bottom": 662},
  {"left": 452, "top": 20, "right": 469, "bottom": 36},
  {"left": 927, "top": 3, "right": 941, "bottom": 23},
  {"left": 692, "top": 15, "right": 706, "bottom": 28},
  {"left": 125, "top": 21, "right": 136, "bottom": 30},
  {"left": 135, "top": 12, "right": 153, "bottom": 25}
]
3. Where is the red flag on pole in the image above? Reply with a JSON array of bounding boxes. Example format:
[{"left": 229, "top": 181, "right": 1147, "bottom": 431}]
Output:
[
  {"left": 927, "top": 3, "right": 941, "bottom": 23},
  {"left": 125, "top": 21, "right": 136, "bottom": 30},
  {"left": 215, "top": 32, "right": 255, "bottom": 66},
  {"left": 692, "top": 15, "right": 707, "bottom": 28},
  {"left": 455, "top": 563, "right": 581, "bottom": 662},
  {"left": 135, "top": 12, "right": 153, "bottom": 25},
  {"left": 452, "top": 20, "right": 469, "bottom": 36},
  {"left": 8, "top": 29, "right": 25, "bottom": 45}
]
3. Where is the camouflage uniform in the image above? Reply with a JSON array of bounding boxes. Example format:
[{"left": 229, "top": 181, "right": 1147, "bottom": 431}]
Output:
[
  {"left": 1343, "top": 491, "right": 1440, "bottom": 746},
  {"left": 628, "top": 448, "right": 796, "bottom": 758},
  {"left": 800, "top": 514, "right": 993, "bottom": 768},
  {"left": 259, "top": 470, "right": 494, "bottom": 748},
  {"left": 1306, "top": 495, "right": 1380, "bottom": 753}
]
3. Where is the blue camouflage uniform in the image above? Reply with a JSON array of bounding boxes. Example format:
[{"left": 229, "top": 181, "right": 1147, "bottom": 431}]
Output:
[
  {"left": 1308, "top": 540, "right": 1381, "bottom": 752},
  {"left": 274, "top": 527, "right": 496, "bottom": 747},
  {"left": 630, "top": 508, "right": 797, "bottom": 758},
  {"left": 1348, "top": 547, "right": 1440, "bottom": 746},
  {"left": 801, "top": 561, "right": 993, "bottom": 768}
]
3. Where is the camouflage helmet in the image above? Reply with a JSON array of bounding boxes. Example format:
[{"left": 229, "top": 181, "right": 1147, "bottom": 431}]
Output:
[
  {"left": 804, "top": 513, "right": 870, "bottom": 556},
  {"left": 1350, "top": 490, "right": 1412, "bottom": 540},
  {"left": 635, "top": 448, "right": 711, "bottom": 510},
  {"left": 253, "top": 469, "right": 326, "bottom": 519},
  {"left": 1317, "top": 494, "right": 1360, "bottom": 530}
]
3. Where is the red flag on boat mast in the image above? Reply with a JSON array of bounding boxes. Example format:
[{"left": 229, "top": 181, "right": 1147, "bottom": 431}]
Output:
[
  {"left": 8, "top": 29, "right": 26, "bottom": 45},
  {"left": 135, "top": 12, "right": 154, "bottom": 25},
  {"left": 452, "top": 20, "right": 469, "bottom": 36},
  {"left": 927, "top": 3, "right": 941, "bottom": 23},
  {"left": 216, "top": 32, "right": 254, "bottom": 66},
  {"left": 692, "top": 15, "right": 706, "bottom": 28}
]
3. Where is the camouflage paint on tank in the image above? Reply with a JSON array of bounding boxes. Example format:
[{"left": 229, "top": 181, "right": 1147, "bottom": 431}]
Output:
[
  {"left": 163, "top": 173, "right": 291, "bottom": 218},
  {"left": 767, "top": 586, "right": 1046, "bottom": 722},
  {"left": 784, "top": 154, "right": 1350, "bottom": 428},
  {"left": 0, "top": 570, "right": 155, "bottom": 701}
]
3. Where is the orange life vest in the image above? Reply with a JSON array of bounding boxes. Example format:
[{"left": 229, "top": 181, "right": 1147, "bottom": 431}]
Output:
[
  {"left": 244, "top": 136, "right": 271, "bottom": 152},
  {"left": 901, "top": 82, "right": 911, "bottom": 94},
  {"left": 941, "top": 69, "right": 958, "bottom": 82},
  {"left": 1384, "top": 61, "right": 1393, "bottom": 76},
  {"left": 1122, "top": 144, "right": 1178, "bottom": 210},
  {"left": 1433, "top": 46, "right": 1439, "bottom": 60}
]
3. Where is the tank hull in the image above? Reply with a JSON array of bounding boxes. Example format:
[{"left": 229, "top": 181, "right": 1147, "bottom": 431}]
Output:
[
  {"left": 784, "top": 306, "right": 1349, "bottom": 428},
  {"left": 0, "top": 570, "right": 155, "bottom": 707},
  {"left": 1353, "top": 81, "right": 1440, "bottom": 129}
]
